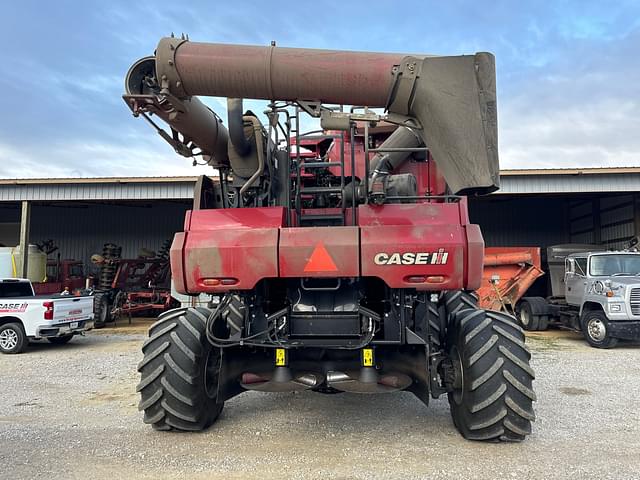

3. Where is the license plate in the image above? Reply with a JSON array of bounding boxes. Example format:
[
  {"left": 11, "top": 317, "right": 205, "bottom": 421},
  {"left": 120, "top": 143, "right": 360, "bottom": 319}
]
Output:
[{"left": 70, "top": 322, "right": 79, "bottom": 329}]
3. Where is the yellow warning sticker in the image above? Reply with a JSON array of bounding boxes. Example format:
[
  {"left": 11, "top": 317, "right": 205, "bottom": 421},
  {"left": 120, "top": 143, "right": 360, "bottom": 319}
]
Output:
[
  {"left": 362, "top": 348, "right": 374, "bottom": 367},
  {"left": 275, "top": 348, "right": 287, "bottom": 366}
]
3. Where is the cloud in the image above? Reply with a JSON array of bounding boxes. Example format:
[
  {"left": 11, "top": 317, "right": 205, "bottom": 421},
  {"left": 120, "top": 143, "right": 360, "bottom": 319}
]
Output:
[
  {"left": 499, "top": 27, "right": 640, "bottom": 168},
  {"left": 0, "top": 0, "right": 639, "bottom": 178}
]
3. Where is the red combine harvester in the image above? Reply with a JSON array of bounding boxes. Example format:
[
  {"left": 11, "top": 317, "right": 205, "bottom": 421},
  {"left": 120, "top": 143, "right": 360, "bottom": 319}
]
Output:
[{"left": 124, "top": 37, "right": 536, "bottom": 441}]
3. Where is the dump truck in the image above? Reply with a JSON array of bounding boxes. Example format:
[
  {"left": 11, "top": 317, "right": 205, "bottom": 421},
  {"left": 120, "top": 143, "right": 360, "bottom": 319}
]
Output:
[
  {"left": 516, "top": 245, "right": 640, "bottom": 348},
  {"left": 123, "top": 37, "right": 536, "bottom": 441}
]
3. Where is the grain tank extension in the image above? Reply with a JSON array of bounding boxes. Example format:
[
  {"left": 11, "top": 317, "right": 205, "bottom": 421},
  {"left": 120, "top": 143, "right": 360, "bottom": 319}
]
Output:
[{"left": 124, "top": 37, "right": 535, "bottom": 442}]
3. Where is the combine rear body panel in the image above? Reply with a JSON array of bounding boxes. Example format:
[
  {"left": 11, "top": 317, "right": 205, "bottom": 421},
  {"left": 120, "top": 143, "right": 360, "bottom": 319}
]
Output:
[{"left": 125, "top": 37, "right": 535, "bottom": 441}]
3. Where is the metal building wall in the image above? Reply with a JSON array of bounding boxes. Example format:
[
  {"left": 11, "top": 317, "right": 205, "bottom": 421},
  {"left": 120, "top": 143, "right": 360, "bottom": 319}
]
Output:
[
  {"left": 499, "top": 172, "right": 640, "bottom": 194},
  {"left": 0, "top": 201, "right": 189, "bottom": 275},
  {"left": 569, "top": 194, "right": 637, "bottom": 248},
  {"left": 469, "top": 196, "right": 569, "bottom": 248},
  {"left": 0, "top": 179, "right": 195, "bottom": 202}
]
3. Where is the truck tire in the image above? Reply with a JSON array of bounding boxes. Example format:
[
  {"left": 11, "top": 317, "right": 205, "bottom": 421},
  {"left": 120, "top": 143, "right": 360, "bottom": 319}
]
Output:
[
  {"left": 137, "top": 307, "right": 224, "bottom": 431},
  {"left": 47, "top": 335, "right": 74, "bottom": 345},
  {"left": 447, "top": 308, "right": 536, "bottom": 442},
  {"left": 581, "top": 310, "right": 619, "bottom": 349},
  {"left": 517, "top": 300, "right": 540, "bottom": 331},
  {"left": 0, "top": 322, "right": 28, "bottom": 354},
  {"left": 517, "top": 298, "right": 550, "bottom": 331}
]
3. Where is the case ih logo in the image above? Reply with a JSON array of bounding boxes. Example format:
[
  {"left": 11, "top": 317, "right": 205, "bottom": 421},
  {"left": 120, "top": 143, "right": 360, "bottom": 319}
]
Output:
[
  {"left": 374, "top": 249, "right": 449, "bottom": 266},
  {"left": 0, "top": 302, "right": 28, "bottom": 313}
]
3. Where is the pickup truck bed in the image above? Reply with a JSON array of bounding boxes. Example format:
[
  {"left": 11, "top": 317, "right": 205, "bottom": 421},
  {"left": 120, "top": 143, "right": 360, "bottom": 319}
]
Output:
[{"left": 0, "top": 278, "right": 94, "bottom": 354}]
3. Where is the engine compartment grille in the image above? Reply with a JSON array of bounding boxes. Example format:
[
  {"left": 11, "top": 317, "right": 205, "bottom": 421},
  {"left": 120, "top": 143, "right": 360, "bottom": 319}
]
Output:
[{"left": 630, "top": 288, "right": 640, "bottom": 315}]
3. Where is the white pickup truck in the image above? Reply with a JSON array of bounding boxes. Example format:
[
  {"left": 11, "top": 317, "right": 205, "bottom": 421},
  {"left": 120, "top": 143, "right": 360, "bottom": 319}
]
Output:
[{"left": 0, "top": 278, "right": 94, "bottom": 354}]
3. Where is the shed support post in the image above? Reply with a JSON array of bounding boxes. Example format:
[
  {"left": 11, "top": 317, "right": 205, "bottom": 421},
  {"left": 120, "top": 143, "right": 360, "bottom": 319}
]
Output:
[
  {"left": 592, "top": 197, "right": 601, "bottom": 244},
  {"left": 18, "top": 200, "right": 31, "bottom": 278}
]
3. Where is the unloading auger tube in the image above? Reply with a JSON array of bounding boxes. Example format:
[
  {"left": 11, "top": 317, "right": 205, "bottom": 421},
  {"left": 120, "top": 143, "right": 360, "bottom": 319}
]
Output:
[{"left": 124, "top": 37, "right": 500, "bottom": 195}]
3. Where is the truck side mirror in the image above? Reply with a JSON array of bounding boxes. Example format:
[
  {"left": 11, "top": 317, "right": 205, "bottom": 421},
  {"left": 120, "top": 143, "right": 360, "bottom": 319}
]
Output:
[{"left": 564, "top": 258, "right": 575, "bottom": 282}]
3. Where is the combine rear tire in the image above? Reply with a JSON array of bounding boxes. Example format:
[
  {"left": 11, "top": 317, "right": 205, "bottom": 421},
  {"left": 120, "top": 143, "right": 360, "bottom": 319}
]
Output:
[
  {"left": 447, "top": 308, "right": 536, "bottom": 442},
  {"left": 443, "top": 290, "right": 478, "bottom": 319},
  {"left": 137, "top": 307, "right": 224, "bottom": 431}
]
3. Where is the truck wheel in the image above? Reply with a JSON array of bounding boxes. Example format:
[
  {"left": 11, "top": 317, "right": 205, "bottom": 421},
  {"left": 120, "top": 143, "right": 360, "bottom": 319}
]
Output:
[
  {"left": 517, "top": 301, "right": 540, "bottom": 331},
  {"left": 0, "top": 322, "right": 28, "bottom": 354},
  {"left": 137, "top": 307, "right": 224, "bottom": 431},
  {"left": 581, "top": 311, "right": 618, "bottom": 349},
  {"left": 447, "top": 309, "right": 536, "bottom": 442}
]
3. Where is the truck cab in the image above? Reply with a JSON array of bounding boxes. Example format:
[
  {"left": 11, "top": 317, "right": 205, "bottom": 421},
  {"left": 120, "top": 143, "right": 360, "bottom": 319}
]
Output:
[{"left": 556, "top": 251, "right": 640, "bottom": 347}]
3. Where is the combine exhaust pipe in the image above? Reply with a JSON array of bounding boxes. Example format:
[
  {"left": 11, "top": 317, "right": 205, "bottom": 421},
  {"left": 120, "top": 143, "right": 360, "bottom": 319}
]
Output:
[{"left": 146, "top": 37, "right": 499, "bottom": 194}]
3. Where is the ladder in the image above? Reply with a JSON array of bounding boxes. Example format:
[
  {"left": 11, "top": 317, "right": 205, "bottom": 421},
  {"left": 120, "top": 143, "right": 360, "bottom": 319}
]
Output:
[{"left": 292, "top": 107, "right": 355, "bottom": 227}]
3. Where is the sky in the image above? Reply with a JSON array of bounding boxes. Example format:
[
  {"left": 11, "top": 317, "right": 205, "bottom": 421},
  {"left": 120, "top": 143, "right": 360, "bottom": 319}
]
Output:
[{"left": 0, "top": 0, "right": 638, "bottom": 178}]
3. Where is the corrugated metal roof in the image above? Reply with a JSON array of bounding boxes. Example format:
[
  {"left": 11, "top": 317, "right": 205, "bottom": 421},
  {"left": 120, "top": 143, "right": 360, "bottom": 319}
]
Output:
[
  {"left": 500, "top": 167, "right": 640, "bottom": 176},
  {"left": 0, "top": 178, "right": 196, "bottom": 201},
  {"left": 1, "top": 167, "right": 639, "bottom": 201},
  {"left": 498, "top": 172, "right": 640, "bottom": 194}
]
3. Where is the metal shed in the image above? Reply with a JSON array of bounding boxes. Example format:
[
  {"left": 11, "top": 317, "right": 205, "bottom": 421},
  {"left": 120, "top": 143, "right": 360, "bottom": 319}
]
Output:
[
  {"left": 1, "top": 168, "right": 639, "bottom": 277},
  {"left": 472, "top": 168, "right": 640, "bottom": 250}
]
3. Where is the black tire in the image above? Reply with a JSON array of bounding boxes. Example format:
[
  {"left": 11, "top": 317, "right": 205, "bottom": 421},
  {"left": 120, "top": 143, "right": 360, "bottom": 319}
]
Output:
[
  {"left": 47, "top": 335, "right": 74, "bottom": 345},
  {"left": 517, "top": 301, "right": 540, "bottom": 331},
  {"left": 427, "top": 300, "right": 446, "bottom": 349},
  {"left": 0, "top": 322, "right": 28, "bottom": 354},
  {"left": 581, "top": 310, "right": 619, "bottom": 349},
  {"left": 443, "top": 290, "right": 478, "bottom": 320},
  {"left": 94, "top": 293, "right": 111, "bottom": 328},
  {"left": 137, "top": 307, "right": 224, "bottom": 431},
  {"left": 447, "top": 308, "right": 536, "bottom": 442},
  {"left": 537, "top": 315, "right": 549, "bottom": 331}
]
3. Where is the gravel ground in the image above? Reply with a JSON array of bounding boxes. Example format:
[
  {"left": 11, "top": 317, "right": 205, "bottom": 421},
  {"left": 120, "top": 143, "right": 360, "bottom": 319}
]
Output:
[{"left": 1, "top": 320, "right": 639, "bottom": 480}]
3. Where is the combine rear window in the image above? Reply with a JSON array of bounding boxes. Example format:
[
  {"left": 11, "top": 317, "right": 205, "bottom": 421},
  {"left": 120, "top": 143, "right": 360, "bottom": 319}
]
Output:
[{"left": 0, "top": 281, "right": 34, "bottom": 298}]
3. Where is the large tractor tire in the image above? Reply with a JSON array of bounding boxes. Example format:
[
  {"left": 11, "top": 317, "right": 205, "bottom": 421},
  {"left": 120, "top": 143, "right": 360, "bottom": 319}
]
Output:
[
  {"left": 137, "top": 307, "right": 224, "bottom": 431},
  {"left": 443, "top": 290, "right": 478, "bottom": 319},
  {"left": 447, "top": 308, "right": 536, "bottom": 442},
  {"left": 427, "top": 300, "right": 446, "bottom": 350},
  {"left": 93, "top": 293, "right": 111, "bottom": 329}
]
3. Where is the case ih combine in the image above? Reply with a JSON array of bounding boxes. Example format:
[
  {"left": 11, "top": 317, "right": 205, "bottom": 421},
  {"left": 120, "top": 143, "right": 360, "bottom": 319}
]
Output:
[{"left": 124, "top": 37, "right": 536, "bottom": 441}]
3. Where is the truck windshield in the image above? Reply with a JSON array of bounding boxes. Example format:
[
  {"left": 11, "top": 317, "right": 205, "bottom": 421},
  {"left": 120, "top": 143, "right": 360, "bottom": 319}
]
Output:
[
  {"left": 0, "top": 281, "right": 34, "bottom": 298},
  {"left": 589, "top": 255, "right": 640, "bottom": 276}
]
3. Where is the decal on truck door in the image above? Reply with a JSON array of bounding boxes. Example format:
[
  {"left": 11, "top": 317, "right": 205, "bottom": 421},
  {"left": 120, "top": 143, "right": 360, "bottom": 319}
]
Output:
[
  {"left": 0, "top": 303, "right": 28, "bottom": 313},
  {"left": 374, "top": 249, "right": 449, "bottom": 266}
]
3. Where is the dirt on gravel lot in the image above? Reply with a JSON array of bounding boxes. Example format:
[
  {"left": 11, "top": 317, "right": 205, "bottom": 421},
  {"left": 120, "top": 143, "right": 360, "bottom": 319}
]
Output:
[{"left": 1, "top": 320, "right": 639, "bottom": 480}]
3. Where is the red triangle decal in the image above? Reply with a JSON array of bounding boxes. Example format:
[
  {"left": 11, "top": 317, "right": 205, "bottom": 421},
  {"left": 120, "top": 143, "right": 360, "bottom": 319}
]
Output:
[{"left": 304, "top": 242, "right": 338, "bottom": 272}]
